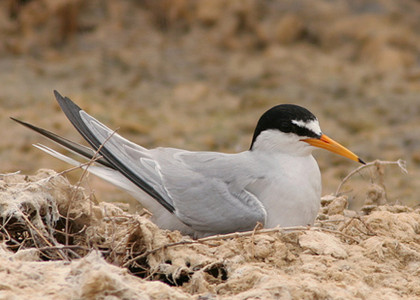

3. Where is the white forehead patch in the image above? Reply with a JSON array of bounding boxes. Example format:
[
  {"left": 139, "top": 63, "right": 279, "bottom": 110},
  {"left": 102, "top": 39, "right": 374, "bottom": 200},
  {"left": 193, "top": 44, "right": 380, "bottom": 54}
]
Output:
[{"left": 292, "top": 119, "right": 322, "bottom": 136}]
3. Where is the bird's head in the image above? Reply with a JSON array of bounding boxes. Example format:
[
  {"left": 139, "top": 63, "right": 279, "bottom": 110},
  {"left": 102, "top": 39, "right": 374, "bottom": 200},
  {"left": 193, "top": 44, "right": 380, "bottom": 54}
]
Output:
[{"left": 250, "top": 104, "right": 365, "bottom": 164}]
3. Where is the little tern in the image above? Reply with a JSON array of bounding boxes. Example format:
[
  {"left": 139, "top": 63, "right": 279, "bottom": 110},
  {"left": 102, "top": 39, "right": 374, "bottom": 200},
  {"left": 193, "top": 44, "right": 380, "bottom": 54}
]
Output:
[{"left": 12, "top": 91, "right": 364, "bottom": 238}]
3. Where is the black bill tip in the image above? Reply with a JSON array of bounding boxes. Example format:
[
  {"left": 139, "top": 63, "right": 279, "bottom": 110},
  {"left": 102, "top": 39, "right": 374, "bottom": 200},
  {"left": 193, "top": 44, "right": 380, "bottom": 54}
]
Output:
[
  {"left": 358, "top": 158, "right": 366, "bottom": 165},
  {"left": 10, "top": 116, "right": 29, "bottom": 127}
]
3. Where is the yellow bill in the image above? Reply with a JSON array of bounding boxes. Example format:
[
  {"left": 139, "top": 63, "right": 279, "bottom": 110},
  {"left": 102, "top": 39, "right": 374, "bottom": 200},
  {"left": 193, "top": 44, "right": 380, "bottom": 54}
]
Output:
[{"left": 303, "top": 134, "right": 365, "bottom": 164}]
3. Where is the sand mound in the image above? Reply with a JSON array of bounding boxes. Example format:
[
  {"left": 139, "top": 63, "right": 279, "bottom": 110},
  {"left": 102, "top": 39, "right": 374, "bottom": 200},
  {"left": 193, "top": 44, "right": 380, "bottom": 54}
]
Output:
[{"left": 0, "top": 169, "right": 419, "bottom": 299}]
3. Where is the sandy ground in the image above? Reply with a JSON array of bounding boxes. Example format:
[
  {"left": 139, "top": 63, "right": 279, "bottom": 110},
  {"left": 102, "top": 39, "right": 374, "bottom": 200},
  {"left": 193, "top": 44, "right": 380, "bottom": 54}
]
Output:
[
  {"left": 1, "top": 169, "right": 420, "bottom": 299},
  {"left": 0, "top": 0, "right": 420, "bottom": 299}
]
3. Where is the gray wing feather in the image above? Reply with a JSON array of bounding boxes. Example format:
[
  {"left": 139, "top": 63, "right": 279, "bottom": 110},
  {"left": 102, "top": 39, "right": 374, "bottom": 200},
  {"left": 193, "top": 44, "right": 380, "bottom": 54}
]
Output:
[
  {"left": 81, "top": 112, "right": 267, "bottom": 233},
  {"left": 173, "top": 177, "right": 267, "bottom": 233},
  {"left": 83, "top": 115, "right": 268, "bottom": 233},
  {"left": 56, "top": 92, "right": 267, "bottom": 234},
  {"left": 79, "top": 112, "right": 175, "bottom": 208},
  {"left": 149, "top": 150, "right": 268, "bottom": 233}
]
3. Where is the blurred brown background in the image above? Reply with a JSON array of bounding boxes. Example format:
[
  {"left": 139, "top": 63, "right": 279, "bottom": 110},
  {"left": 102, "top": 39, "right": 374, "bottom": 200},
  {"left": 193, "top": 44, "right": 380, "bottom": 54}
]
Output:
[{"left": 1, "top": 0, "right": 419, "bottom": 206}]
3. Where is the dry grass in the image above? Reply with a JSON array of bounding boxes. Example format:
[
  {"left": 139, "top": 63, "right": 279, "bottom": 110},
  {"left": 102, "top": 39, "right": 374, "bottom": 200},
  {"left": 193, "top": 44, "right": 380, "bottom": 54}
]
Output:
[{"left": 0, "top": 158, "right": 415, "bottom": 293}]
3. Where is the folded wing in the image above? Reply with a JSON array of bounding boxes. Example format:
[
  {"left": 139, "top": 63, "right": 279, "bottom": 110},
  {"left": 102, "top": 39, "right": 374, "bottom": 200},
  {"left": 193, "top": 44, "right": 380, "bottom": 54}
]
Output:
[{"left": 13, "top": 91, "right": 268, "bottom": 234}]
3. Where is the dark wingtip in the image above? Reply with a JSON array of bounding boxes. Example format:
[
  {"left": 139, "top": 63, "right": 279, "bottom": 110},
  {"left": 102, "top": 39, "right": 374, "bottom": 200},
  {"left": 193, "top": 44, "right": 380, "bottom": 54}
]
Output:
[
  {"left": 54, "top": 90, "right": 66, "bottom": 105},
  {"left": 54, "top": 90, "right": 66, "bottom": 107},
  {"left": 358, "top": 158, "right": 366, "bottom": 164},
  {"left": 53, "top": 90, "right": 83, "bottom": 113},
  {"left": 53, "top": 90, "right": 62, "bottom": 99}
]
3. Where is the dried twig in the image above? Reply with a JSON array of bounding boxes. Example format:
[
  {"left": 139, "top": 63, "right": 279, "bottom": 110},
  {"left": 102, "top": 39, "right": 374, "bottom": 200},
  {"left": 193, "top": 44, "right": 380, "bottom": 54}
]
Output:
[
  {"left": 335, "top": 159, "right": 407, "bottom": 196},
  {"left": 17, "top": 207, "right": 68, "bottom": 261},
  {"left": 64, "top": 129, "right": 119, "bottom": 247},
  {"left": 250, "top": 222, "right": 264, "bottom": 257},
  {"left": 53, "top": 156, "right": 104, "bottom": 177},
  {"left": 123, "top": 224, "right": 363, "bottom": 267},
  {"left": 36, "top": 245, "right": 95, "bottom": 253},
  {"left": 315, "top": 227, "right": 360, "bottom": 243}
]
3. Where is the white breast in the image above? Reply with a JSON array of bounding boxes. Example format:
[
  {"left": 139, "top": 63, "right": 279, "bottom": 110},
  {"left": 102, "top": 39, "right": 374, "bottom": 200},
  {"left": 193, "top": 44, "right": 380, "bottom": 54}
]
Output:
[{"left": 247, "top": 152, "right": 321, "bottom": 227}]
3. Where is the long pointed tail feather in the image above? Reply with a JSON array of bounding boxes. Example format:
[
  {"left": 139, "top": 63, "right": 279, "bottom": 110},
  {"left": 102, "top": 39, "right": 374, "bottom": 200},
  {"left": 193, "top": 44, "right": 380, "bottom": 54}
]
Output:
[
  {"left": 10, "top": 117, "right": 115, "bottom": 169},
  {"left": 33, "top": 143, "right": 140, "bottom": 193}
]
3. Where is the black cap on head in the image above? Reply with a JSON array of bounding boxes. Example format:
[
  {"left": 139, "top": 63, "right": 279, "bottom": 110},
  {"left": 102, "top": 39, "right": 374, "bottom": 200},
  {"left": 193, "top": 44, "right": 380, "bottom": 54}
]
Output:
[{"left": 250, "top": 104, "right": 321, "bottom": 149}]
